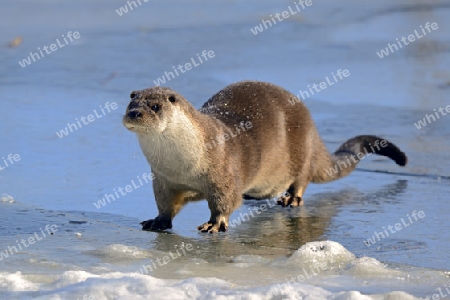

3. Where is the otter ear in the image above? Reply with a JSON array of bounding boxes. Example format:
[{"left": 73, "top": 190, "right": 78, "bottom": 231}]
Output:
[
  {"left": 168, "top": 95, "right": 176, "bottom": 103},
  {"left": 130, "top": 92, "right": 137, "bottom": 99}
]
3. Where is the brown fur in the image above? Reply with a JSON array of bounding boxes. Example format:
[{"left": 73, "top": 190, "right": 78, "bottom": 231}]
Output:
[{"left": 123, "top": 81, "right": 407, "bottom": 233}]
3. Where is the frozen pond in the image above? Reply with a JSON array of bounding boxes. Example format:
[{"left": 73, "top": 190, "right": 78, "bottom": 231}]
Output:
[{"left": 0, "top": 0, "right": 449, "bottom": 299}]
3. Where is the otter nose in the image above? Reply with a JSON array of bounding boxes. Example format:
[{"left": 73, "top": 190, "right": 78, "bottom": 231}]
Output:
[{"left": 128, "top": 110, "right": 142, "bottom": 119}]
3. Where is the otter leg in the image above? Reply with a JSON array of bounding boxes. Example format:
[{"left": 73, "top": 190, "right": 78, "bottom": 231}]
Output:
[
  {"left": 141, "top": 190, "right": 182, "bottom": 231},
  {"left": 277, "top": 184, "right": 306, "bottom": 207},
  {"left": 197, "top": 214, "right": 229, "bottom": 233},
  {"left": 198, "top": 189, "right": 241, "bottom": 233},
  {"left": 141, "top": 177, "right": 188, "bottom": 231}
]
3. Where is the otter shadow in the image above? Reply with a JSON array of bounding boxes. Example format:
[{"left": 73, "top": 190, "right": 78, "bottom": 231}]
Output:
[{"left": 147, "top": 180, "right": 408, "bottom": 262}]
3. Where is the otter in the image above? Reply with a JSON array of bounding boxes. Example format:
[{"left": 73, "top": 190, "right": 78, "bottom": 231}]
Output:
[{"left": 122, "top": 81, "right": 407, "bottom": 233}]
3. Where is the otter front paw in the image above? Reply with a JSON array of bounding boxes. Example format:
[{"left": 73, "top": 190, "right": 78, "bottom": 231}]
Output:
[
  {"left": 197, "top": 221, "right": 228, "bottom": 233},
  {"left": 140, "top": 216, "right": 172, "bottom": 231},
  {"left": 277, "top": 193, "right": 303, "bottom": 207},
  {"left": 140, "top": 219, "right": 155, "bottom": 231}
]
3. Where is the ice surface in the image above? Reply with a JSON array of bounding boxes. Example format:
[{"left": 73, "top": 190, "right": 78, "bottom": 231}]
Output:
[{"left": 1, "top": 0, "right": 449, "bottom": 299}]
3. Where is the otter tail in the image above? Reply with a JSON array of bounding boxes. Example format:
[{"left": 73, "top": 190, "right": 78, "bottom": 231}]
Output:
[{"left": 312, "top": 135, "right": 407, "bottom": 183}]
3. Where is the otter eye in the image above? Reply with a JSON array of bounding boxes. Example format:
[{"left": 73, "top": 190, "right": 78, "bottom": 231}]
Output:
[
  {"left": 150, "top": 104, "right": 160, "bottom": 113},
  {"left": 130, "top": 92, "right": 136, "bottom": 99},
  {"left": 168, "top": 95, "right": 176, "bottom": 103}
]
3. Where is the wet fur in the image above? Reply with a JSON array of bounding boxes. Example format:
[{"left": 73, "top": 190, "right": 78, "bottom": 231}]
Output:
[{"left": 123, "top": 81, "right": 407, "bottom": 233}]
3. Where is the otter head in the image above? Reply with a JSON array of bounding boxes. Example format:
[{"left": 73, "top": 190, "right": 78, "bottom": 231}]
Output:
[
  {"left": 123, "top": 86, "right": 184, "bottom": 134},
  {"left": 123, "top": 86, "right": 205, "bottom": 173}
]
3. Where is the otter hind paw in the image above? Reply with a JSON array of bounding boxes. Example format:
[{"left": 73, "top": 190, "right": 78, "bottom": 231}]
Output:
[
  {"left": 276, "top": 193, "right": 303, "bottom": 207},
  {"left": 197, "top": 221, "right": 228, "bottom": 233}
]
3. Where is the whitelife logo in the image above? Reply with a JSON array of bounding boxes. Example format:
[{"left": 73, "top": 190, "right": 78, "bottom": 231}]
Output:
[
  {"left": 0, "top": 224, "right": 58, "bottom": 261},
  {"left": 115, "top": 0, "right": 149, "bottom": 16},
  {"left": 152, "top": 50, "right": 215, "bottom": 86},
  {"left": 325, "top": 139, "right": 388, "bottom": 177},
  {"left": 18, "top": 31, "right": 80, "bottom": 68},
  {"left": 364, "top": 210, "right": 425, "bottom": 247},
  {"left": 93, "top": 172, "right": 155, "bottom": 209},
  {"left": 56, "top": 102, "right": 118, "bottom": 139},
  {"left": 376, "top": 22, "right": 439, "bottom": 58},
  {"left": 250, "top": 0, "right": 313, "bottom": 35},
  {"left": 0, "top": 153, "right": 21, "bottom": 171},
  {"left": 414, "top": 105, "right": 450, "bottom": 129},
  {"left": 289, "top": 69, "right": 350, "bottom": 104}
]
